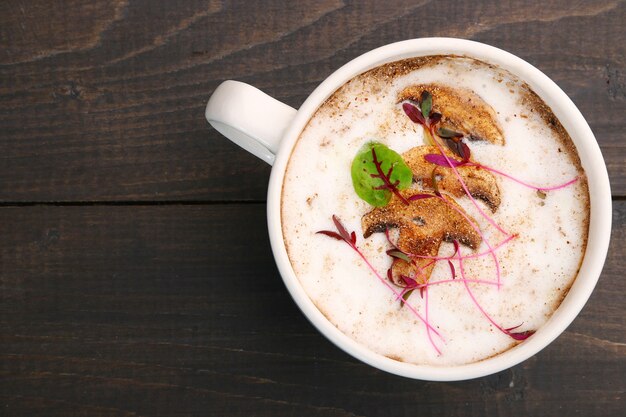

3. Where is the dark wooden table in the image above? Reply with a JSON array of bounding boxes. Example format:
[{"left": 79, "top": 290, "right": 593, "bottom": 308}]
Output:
[{"left": 1, "top": 1, "right": 624, "bottom": 416}]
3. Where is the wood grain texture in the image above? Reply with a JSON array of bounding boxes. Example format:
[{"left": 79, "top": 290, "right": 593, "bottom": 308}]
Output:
[
  {"left": 1, "top": 1, "right": 625, "bottom": 416},
  {"left": 0, "top": 0, "right": 624, "bottom": 202},
  {"left": 1, "top": 204, "right": 624, "bottom": 417}
]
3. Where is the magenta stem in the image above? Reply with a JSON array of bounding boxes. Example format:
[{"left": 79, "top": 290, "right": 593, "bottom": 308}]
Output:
[
  {"left": 371, "top": 148, "right": 410, "bottom": 205},
  {"left": 417, "top": 278, "right": 500, "bottom": 289},
  {"left": 457, "top": 245, "right": 511, "bottom": 336},
  {"left": 349, "top": 242, "right": 444, "bottom": 350},
  {"left": 467, "top": 163, "right": 579, "bottom": 192},
  {"left": 459, "top": 234, "right": 517, "bottom": 259},
  {"left": 424, "top": 287, "right": 439, "bottom": 356},
  {"left": 407, "top": 234, "right": 517, "bottom": 261},
  {"left": 415, "top": 259, "right": 437, "bottom": 278},
  {"left": 437, "top": 194, "right": 503, "bottom": 288},
  {"left": 429, "top": 127, "right": 510, "bottom": 236},
  {"left": 385, "top": 193, "right": 506, "bottom": 288}
]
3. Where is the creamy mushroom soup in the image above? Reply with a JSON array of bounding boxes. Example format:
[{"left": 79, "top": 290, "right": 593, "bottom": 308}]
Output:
[{"left": 281, "top": 56, "right": 589, "bottom": 366}]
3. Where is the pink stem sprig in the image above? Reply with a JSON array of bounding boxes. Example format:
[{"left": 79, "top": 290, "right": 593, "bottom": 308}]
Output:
[
  {"left": 384, "top": 227, "right": 436, "bottom": 303},
  {"left": 385, "top": 215, "right": 509, "bottom": 290},
  {"left": 399, "top": 232, "right": 518, "bottom": 261},
  {"left": 316, "top": 214, "right": 358, "bottom": 249},
  {"left": 408, "top": 193, "right": 504, "bottom": 289},
  {"left": 416, "top": 278, "right": 500, "bottom": 289},
  {"left": 428, "top": 127, "right": 511, "bottom": 236},
  {"left": 371, "top": 148, "right": 410, "bottom": 205},
  {"left": 384, "top": 228, "right": 435, "bottom": 282},
  {"left": 456, "top": 240, "right": 535, "bottom": 341},
  {"left": 384, "top": 228, "right": 414, "bottom": 264},
  {"left": 402, "top": 101, "right": 510, "bottom": 236},
  {"left": 401, "top": 103, "right": 509, "bottom": 289},
  {"left": 394, "top": 256, "right": 437, "bottom": 296},
  {"left": 394, "top": 278, "right": 439, "bottom": 355},
  {"left": 396, "top": 275, "right": 421, "bottom": 302},
  {"left": 317, "top": 215, "right": 444, "bottom": 353},
  {"left": 424, "top": 154, "right": 579, "bottom": 192},
  {"left": 424, "top": 287, "right": 438, "bottom": 355}
]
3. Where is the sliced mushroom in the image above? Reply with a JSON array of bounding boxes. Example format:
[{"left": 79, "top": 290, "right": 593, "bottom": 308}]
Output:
[
  {"left": 398, "top": 83, "right": 505, "bottom": 145},
  {"left": 403, "top": 145, "right": 501, "bottom": 212},
  {"left": 362, "top": 190, "right": 481, "bottom": 285}
]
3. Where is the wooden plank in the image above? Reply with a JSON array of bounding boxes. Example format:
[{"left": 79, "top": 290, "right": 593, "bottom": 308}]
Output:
[
  {"left": 1, "top": 203, "right": 624, "bottom": 416},
  {"left": 0, "top": 0, "right": 624, "bottom": 202}
]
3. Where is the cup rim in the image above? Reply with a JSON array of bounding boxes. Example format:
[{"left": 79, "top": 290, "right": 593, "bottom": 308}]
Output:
[{"left": 266, "top": 37, "right": 612, "bottom": 381}]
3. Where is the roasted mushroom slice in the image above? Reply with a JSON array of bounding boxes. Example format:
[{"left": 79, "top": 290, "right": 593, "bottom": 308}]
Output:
[
  {"left": 362, "top": 190, "right": 481, "bottom": 285},
  {"left": 403, "top": 145, "right": 501, "bottom": 212},
  {"left": 398, "top": 84, "right": 505, "bottom": 145}
]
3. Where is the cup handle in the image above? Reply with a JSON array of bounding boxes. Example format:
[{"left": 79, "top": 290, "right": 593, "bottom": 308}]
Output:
[{"left": 205, "top": 80, "right": 297, "bottom": 165}]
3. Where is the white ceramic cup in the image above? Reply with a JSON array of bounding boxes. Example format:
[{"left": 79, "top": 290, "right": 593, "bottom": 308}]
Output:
[{"left": 205, "top": 38, "right": 612, "bottom": 381}]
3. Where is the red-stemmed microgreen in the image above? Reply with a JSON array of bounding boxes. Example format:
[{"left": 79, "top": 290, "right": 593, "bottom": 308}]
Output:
[
  {"left": 420, "top": 91, "right": 432, "bottom": 119},
  {"left": 438, "top": 193, "right": 503, "bottom": 288},
  {"left": 317, "top": 215, "right": 444, "bottom": 353},
  {"left": 437, "top": 127, "right": 463, "bottom": 139},
  {"left": 428, "top": 112, "right": 442, "bottom": 125},
  {"left": 415, "top": 278, "right": 500, "bottom": 290},
  {"left": 387, "top": 249, "right": 412, "bottom": 263},
  {"left": 371, "top": 147, "right": 411, "bottom": 205},
  {"left": 423, "top": 286, "right": 437, "bottom": 355},
  {"left": 384, "top": 228, "right": 436, "bottom": 277},
  {"left": 413, "top": 194, "right": 498, "bottom": 286},
  {"left": 403, "top": 102, "right": 426, "bottom": 125},
  {"left": 455, "top": 240, "right": 535, "bottom": 341},
  {"left": 402, "top": 91, "right": 442, "bottom": 128},
  {"left": 404, "top": 99, "right": 507, "bottom": 293},
  {"left": 432, "top": 142, "right": 511, "bottom": 236},
  {"left": 407, "top": 193, "right": 436, "bottom": 201},
  {"left": 447, "top": 241, "right": 458, "bottom": 279},
  {"left": 384, "top": 228, "right": 413, "bottom": 264},
  {"left": 386, "top": 208, "right": 518, "bottom": 292},
  {"left": 316, "top": 214, "right": 357, "bottom": 249},
  {"left": 388, "top": 267, "right": 424, "bottom": 303},
  {"left": 398, "top": 275, "right": 420, "bottom": 302},
  {"left": 385, "top": 219, "right": 459, "bottom": 302},
  {"left": 403, "top": 100, "right": 511, "bottom": 236},
  {"left": 384, "top": 228, "right": 428, "bottom": 304},
  {"left": 406, "top": 190, "right": 505, "bottom": 288},
  {"left": 437, "top": 127, "right": 471, "bottom": 162},
  {"left": 402, "top": 92, "right": 443, "bottom": 147},
  {"left": 424, "top": 154, "right": 579, "bottom": 193},
  {"left": 351, "top": 142, "right": 413, "bottom": 207},
  {"left": 400, "top": 275, "right": 419, "bottom": 288},
  {"left": 424, "top": 153, "right": 464, "bottom": 167},
  {"left": 475, "top": 163, "right": 578, "bottom": 192}
]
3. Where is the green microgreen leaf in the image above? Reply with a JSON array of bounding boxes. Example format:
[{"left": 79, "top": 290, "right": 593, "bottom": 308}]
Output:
[
  {"left": 400, "top": 289, "right": 415, "bottom": 307},
  {"left": 429, "top": 112, "right": 442, "bottom": 125},
  {"left": 351, "top": 142, "right": 413, "bottom": 207},
  {"left": 437, "top": 127, "right": 463, "bottom": 138},
  {"left": 420, "top": 91, "right": 432, "bottom": 119},
  {"left": 387, "top": 249, "right": 412, "bottom": 263}
]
